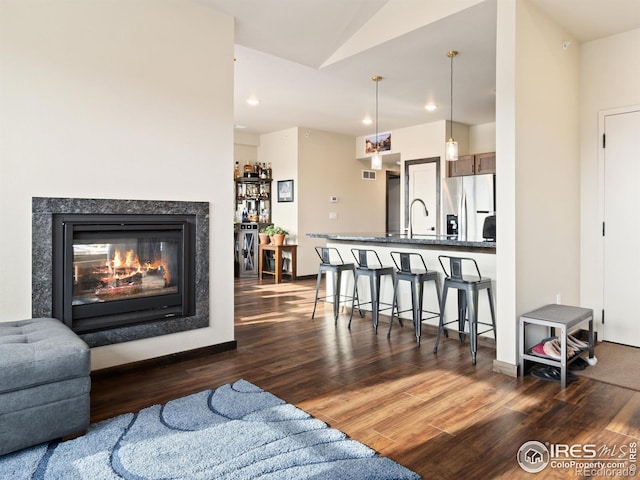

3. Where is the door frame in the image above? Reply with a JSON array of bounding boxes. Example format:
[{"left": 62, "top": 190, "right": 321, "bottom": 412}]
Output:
[
  {"left": 386, "top": 171, "right": 401, "bottom": 234},
  {"left": 404, "top": 157, "right": 441, "bottom": 234},
  {"left": 598, "top": 104, "right": 640, "bottom": 340}
]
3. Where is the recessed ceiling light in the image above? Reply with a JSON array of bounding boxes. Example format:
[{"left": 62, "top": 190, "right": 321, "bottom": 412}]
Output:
[
  {"left": 234, "top": 125, "right": 247, "bottom": 129},
  {"left": 425, "top": 104, "right": 437, "bottom": 111},
  {"left": 246, "top": 98, "right": 260, "bottom": 106},
  {"left": 362, "top": 118, "right": 373, "bottom": 125}
]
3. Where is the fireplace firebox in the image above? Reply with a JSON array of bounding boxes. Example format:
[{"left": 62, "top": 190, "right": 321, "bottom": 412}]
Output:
[{"left": 52, "top": 214, "right": 196, "bottom": 334}]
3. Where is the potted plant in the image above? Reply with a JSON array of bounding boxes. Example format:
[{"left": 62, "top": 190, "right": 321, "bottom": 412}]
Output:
[
  {"left": 271, "top": 226, "right": 288, "bottom": 246},
  {"left": 259, "top": 225, "right": 272, "bottom": 245}
]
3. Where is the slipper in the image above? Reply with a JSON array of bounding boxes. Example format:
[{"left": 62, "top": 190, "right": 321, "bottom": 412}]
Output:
[
  {"left": 553, "top": 338, "right": 579, "bottom": 357},
  {"left": 531, "top": 342, "right": 550, "bottom": 357},
  {"left": 530, "top": 366, "right": 559, "bottom": 382},
  {"left": 542, "top": 340, "right": 562, "bottom": 359},
  {"left": 530, "top": 366, "right": 578, "bottom": 384},
  {"left": 569, "top": 357, "right": 589, "bottom": 370},
  {"left": 568, "top": 334, "right": 588, "bottom": 349},
  {"left": 545, "top": 338, "right": 579, "bottom": 358}
]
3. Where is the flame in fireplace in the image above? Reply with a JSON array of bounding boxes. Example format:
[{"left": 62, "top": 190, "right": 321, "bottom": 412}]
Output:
[{"left": 106, "top": 248, "right": 170, "bottom": 285}]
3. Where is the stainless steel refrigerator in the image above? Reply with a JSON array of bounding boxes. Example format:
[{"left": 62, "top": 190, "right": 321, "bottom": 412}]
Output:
[{"left": 442, "top": 174, "right": 495, "bottom": 241}]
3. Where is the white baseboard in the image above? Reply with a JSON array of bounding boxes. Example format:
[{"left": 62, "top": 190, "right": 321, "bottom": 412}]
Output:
[{"left": 493, "top": 359, "right": 518, "bottom": 377}]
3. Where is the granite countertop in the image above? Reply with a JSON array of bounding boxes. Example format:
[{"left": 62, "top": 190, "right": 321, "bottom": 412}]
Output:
[{"left": 306, "top": 232, "right": 496, "bottom": 250}]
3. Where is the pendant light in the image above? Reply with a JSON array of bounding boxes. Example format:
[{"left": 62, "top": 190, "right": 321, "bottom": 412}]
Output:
[
  {"left": 371, "top": 75, "right": 383, "bottom": 170},
  {"left": 445, "top": 50, "right": 459, "bottom": 161}
]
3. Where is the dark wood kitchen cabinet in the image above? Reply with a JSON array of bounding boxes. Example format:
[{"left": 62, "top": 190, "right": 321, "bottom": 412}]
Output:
[
  {"left": 447, "top": 155, "right": 475, "bottom": 177},
  {"left": 474, "top": 152, "right": 496, "bottom": 174},
  {"left": 447, "top": 152, "right": 495, "bottom": 177}
]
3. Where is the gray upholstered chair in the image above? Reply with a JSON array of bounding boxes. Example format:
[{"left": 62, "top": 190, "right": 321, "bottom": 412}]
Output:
[{"left": 0, "top": 318, "right": 90, "bottom": 456}]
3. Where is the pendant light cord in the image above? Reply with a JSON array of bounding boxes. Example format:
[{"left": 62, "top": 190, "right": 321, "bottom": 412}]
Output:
[
  {"left": 449, "top": 52, "right": 453, "bottom": 140},
  {"left": 371, "top": 75, "right": 382, "bottom": 153}
]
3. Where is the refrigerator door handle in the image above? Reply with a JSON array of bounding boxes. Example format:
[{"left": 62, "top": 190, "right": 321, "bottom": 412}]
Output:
[
  {"left": 457, "top": 191, "right": 462, "bottom": 238},
  {"left": 464, "top": 195, "right": 468, "bottom": 239},
  {"left": 459, "top": 191, "right": 467, "bottom": 240}
]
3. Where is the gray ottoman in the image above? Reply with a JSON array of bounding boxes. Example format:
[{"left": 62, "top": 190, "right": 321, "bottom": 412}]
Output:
[{"left": 0, "top": 318, "right": 90, "bottom": 456}]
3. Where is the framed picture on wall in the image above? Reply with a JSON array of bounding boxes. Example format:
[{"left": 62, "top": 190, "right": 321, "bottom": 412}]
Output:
[
  {"left": 277, "top": 179, "right": 294, "bottom": 202},
  {"left": 365, "top": 132, "right": 392, "bottom": 154}
]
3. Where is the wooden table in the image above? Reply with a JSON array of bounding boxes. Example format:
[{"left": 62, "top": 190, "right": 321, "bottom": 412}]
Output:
[{"left": 258, "top": 243, "right": 297, "bottom": 283}]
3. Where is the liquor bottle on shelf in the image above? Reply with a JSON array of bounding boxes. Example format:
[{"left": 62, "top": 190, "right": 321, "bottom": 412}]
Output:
[
  {"left": 234, "top": 165, "right": 273, "bottom": 223},
  {"left": 266, "top": 163, "right": 272, "bottom": 179},
  {"left": 234, "top": 161, "right": 240, "bottom": 179}
]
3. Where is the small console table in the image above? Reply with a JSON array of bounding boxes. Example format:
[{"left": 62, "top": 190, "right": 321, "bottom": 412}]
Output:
[
  {"left": 519, "top": 304, "right": 596, "bottom": 388},
  {"left": 258, "top": 243, "right": 297, "bottom": 283}
]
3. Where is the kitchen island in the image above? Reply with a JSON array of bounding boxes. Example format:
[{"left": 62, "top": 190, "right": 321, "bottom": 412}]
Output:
[
  {"left": 307, "top": 232, "right": 495, "bottom": 252},
  {"left": 307, "top": 232, "right": 496, "bottom": 344}
]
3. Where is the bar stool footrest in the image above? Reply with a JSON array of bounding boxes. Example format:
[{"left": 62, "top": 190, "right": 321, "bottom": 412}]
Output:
[
  {"left": 394, "top": 308, "right": 440, "bottom": 320},
  {"left": 437, "top": 321, "right": 495, "bottom": 337}
]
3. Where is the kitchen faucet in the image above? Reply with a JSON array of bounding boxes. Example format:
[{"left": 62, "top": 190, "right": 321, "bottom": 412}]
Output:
[{"left": 409, "top": 198, "right": 429, "bottom": 238}]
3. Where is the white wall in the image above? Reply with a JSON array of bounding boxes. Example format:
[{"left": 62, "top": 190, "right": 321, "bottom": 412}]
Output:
[
  {"left": 234, "top": 131, "right": 259, "bottom": 173},
  {"left": 579, "top": 28, "right": 640, "bottom": 328},
  {"left": 495, "top": 0, "right": 517, "bottom": 368},
  {"left": 298, "top": 128, "right": 384, "bottom": 276},
  {"left": 355, "top": 119, "right": 471, "bottom": 161},
  {"left": 235, "top": 145, "right": 258, "bottom": 168},
  {"left": 0, "top": 0, "right": 235, "bottom": 369},
  {"left": 258, "top": 127, "right": 299, "bottom": 236},
  {"left": 259, "top": 127, "right": 385, "bottom": 276},
  {"left": 495, "top": 0, "right": 581, "bottom": 366},
  {"left": 469, "top": 122, "right": 496, "bottom": 153},
  {"left": 355, "top": 120, "right": 498, "bottom": 235},
  {"left": 356, "top": 120, "right": 468, "bottom": 233},
  {"left": 516, "top": 1, "right": 581, "bottom": 311}
]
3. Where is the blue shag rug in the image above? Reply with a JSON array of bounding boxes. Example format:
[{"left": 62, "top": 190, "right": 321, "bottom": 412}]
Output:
[{"left": 0, "top": 379, "right": 420, "bottom": 479}]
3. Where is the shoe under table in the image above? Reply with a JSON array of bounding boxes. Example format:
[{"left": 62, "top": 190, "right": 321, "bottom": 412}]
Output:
[{"left": 0, "top": 318, "right": 90, "bottom": 456}]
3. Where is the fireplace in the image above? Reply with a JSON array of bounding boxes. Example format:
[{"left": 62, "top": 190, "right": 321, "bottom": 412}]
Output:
[
  {"left": 33, "top": 198, "right": 209, "bottom": 347},
  {"left": 52, "top": 214, "right": 195, "bottom": 334}
]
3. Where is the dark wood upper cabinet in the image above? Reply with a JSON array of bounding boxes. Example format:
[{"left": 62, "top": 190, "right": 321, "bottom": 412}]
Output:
[
  {"left": 447, "top": 155, "right": 475, "bottom": 177},
  {"left": 447, "top": 152, "right": 495, "bottom": 177},
  {"left": 475, "top": 152, "right": 496, "bottom": 175}
]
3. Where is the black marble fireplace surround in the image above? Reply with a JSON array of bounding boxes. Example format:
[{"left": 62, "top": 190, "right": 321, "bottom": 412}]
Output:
[{"left": 32, "top": 198, "right": 209, "bottom": 347}]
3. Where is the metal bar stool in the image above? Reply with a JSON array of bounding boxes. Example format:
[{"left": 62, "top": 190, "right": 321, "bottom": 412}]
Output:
[
  {"left": 434, "top": 255, "right": 496, "bottom": 365},
  {"left": 388, "top": 251, "right": 441, "bottom": 344},
  {"left": 348, "top": 248, "right": 395, "bottom": 333},
  {"left": 311, "top": 247, "right": 355, "bottom": 323}
]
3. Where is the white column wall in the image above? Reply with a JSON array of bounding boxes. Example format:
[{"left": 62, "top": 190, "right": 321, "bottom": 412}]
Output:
[
  {"left": 495, "top": 0, "right": 581, "bottom": 367},
  {"left": 495, "top": 0, "right": 517, "bottom": 367}
]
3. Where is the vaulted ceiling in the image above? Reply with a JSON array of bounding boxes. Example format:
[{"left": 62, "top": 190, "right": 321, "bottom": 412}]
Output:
[{"left": 201, "top": 0, "right": 640, "bottom": 137}]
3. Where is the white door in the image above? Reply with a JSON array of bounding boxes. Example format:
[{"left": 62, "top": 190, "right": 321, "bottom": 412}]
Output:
[
  {"left": 603, "top": 108, "right": 640, "bottom": 346},
  {"left": 407, "top": 161, "right": 438, "bottom": 234}
]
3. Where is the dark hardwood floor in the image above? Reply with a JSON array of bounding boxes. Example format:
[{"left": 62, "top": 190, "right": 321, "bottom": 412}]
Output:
[{"left": 91, "top": 277, "right": 640, "bottom": 479}]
